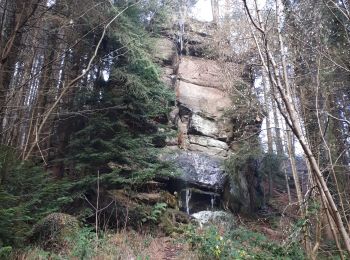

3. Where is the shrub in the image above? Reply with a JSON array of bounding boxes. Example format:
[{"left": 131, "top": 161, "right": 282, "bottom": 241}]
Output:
[
  {"left": 141, "top": 202, "right": 167, "bottom": 224},
  {"left": 0, "top": 157, "right": 73, "bottom": 248}
]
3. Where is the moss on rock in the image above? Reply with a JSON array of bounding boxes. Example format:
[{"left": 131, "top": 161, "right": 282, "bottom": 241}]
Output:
[
  {"left": 159, "top": 209, "right": 190, "bottom": 235},
  {"left": 30, "top": 213, "right": 80, "bottom": 251}
]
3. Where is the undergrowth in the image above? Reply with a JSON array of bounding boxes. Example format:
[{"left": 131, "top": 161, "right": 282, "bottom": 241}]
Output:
[
  {"left": 184, "top": 225, "right": 305, "bottom": 260},
  {"left": 13, "top": 228, "right": 155, "bottom": 260},
  {"left": 9, "top": 221, "right": 307, "bottom": 260}
]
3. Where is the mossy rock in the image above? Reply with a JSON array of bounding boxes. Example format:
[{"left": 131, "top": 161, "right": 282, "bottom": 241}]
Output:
[
  {"left": 30, "top": 213, "right": 80, "bottom": 251},
  {"left": 159, "top": 209, "right": 190, "bottom": 235},
  {"left": 160, "top": 191, "right": 178, "bottom": 209}
]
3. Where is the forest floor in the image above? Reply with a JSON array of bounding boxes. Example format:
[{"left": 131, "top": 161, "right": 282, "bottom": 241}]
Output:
[
  {"left": 15, "top": 187, "right": 306, "bottom": 259},
  {"left": 16, "top": 231, "right": 197, "bottom": 259},
  {"left": 16, "top": 217, "right": 294, "bottom": 260}
]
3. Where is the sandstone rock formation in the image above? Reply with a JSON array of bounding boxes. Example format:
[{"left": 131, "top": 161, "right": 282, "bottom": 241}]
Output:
[{"left": 156, "top": 19, "right": 263, "bottom": 215}]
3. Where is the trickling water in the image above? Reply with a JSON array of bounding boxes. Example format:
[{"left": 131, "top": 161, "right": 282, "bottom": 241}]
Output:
[
  {"left": 178, "top": 19, "right": 184, "bottom": 54},
  {"left": 185, "top": 188, "right": 192, "bottom": 214},
  {"left": 178, "top": 3, "right": 187, "bottom": 55},
  {"left": 162, "top": 150, "right": 226, "bottom": 214}
]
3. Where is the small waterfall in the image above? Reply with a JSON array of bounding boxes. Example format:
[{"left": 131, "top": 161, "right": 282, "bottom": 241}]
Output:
[
  {"left": 178, "top": 17, "right": 185, "bottom": 54},
  {"left": 168, "top": 151, "right": 225, "bottom": 214},
  {"left": 210, "top": 195, "right": 215, "bottom": 210},
  {"left": 178, "top": 2, "right": 187, "bottom": 55},
  {"left": 185, "top": 188, "right": 192, "bottom": 214}
]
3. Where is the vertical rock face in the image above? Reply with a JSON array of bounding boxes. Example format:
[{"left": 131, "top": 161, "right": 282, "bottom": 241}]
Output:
[
  {"left": 156, "top": 20, "right": 263, "bottom": 215},
  {"left": 175, "top": 57, "right": 234, "bottom": 156}
]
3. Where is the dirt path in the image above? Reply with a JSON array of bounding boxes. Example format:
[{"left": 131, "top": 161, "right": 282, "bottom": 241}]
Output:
[{"left": 147, "top": 237, "right": 195, "bottom": 260}]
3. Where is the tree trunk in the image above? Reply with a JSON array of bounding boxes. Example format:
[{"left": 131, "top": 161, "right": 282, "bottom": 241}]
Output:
[
  {"left": 0, "top": 0, "right": 38, "bottom": 143},
  {"left": 243, "top": 0, "right": 350, "bottom": 254},
  {"left": 263, "top": 74, "right": 273, "bottom": 154},
  {"left": 272, "top": 99, "right": 284, "bottom": 156}
]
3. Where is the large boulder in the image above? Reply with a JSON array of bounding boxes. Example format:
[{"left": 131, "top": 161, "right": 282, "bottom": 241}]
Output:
[
  {"left": 30, "top": 213, "right": 80, "bottom": 251},
  {"left": 191, "top": 210, "right": 234, "bottom": 228},
  {"left": 223, "top": 173, "right": 250, "bottom": 214},
  {"left": 163, "top": 149, "right": 226, "bottom": 191},
  {"left": 223, "top": 157, "right": 264, "bottom": 215}
]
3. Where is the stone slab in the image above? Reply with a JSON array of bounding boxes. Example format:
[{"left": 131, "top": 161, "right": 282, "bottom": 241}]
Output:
[
  {"left": 176, "top": 81, "right": 231, "bottom": 117},
  {"left": 178, "top": 57, "right": 223, "bottom": 88}
]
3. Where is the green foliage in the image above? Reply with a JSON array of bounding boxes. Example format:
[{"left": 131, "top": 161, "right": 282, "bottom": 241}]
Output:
[
  {"left": 141, "top": 202, "right": 167, "bottom": 224},
  {"left": 0, "top": 246, "right": 12, "bottom": 259},
  {"left": 0, "top": 156, "right": 75, "bottom": 247},
  {"left": 69, "top": 227, "right": 96, "bottom": 259},
  {"left": 185, "top": 225, "right": 227, "bottom": 259},
  {"left": 185, "top": 225, "right": 305, "bottom": 260},
  {"left": 0, "top": 145, "right": 16, "bottom": 183},
  {"left": 64, "top": 0, "right": 175, "bottom": 188},
  {"left": 0, "top": 0, "right": 176, "bottom": 251},
  {"left": 18, "top": 227, "right": 99, "bottom": 259},
  {"left": 139, "top": 0, "right": 179, "bottom": 33}
]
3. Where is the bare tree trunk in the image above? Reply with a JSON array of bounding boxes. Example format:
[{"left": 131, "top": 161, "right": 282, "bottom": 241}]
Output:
[
  {"left": 272, "top": 99, "right": 284, "bottom": 156},
  {"left": 263, "top": 74, "right": 273, "bottom": 154},
  {"left": 284, "top": 169, "right": 292, "bottom": 203},
  {"left": 262, "top": 73, "right": 274, "bottom": 198},
  {"left": 286, "top": 129, "right": 303, "bottom": 205}
]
